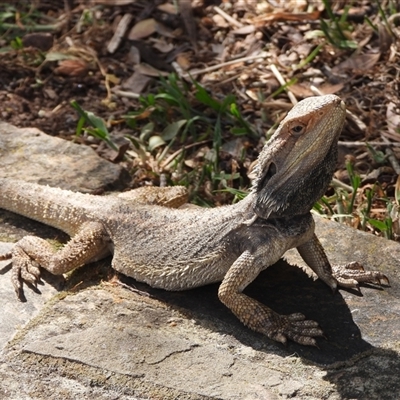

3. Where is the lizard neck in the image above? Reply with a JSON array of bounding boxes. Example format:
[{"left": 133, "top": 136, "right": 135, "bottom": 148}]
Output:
[
  {"left": 232, "top": 192, "right": 260, "bottom": 223},
  {"left": 250, "top": 141, "right": 338, "bottom": 220}
]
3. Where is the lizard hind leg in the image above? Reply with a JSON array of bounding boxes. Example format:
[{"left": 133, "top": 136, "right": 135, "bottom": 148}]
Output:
[{"left": 6, "top": 221, "right": 110, "bottom": 299}]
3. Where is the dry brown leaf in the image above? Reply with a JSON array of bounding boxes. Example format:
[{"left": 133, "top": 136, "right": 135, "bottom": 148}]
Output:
[
  {"left": 176, "top": 54, "right": 191, "bottom": 70},
  {"left": 122, "top": 71, "right": 152, "bottom": 93},
  {"left": 106, "top": 74, "right": 120, "bottom": 85},
  {"left": 252, "top": 10, "right": 320, "bottom": 24},
  {"left": 332, "top": 52, "right": 381, "bottom": 74},
  {"left": 386, "top": 102, "right": 400, "bottom": 136},
  {"left": 22, "top": 32, "right": 53, "bottom": 51},
  {"left": 200, "top": 16, "right": 213, "bottom": 28},
  {"left": 211, "top": 43, "right": 224, "bottom": 57},
  {"left": 107, "top": 13, "right": 133, "bottom": 54},
  {"left": 54, "top": 59, "right": 89, "bottom": 76},
  {"left": 151, "top": 39, "right": 174, "bottom": 53},
  {"left": 43, "top": 87, "right": 58, "bottom": 100},
  {"left": 157, "top": 3, "right": 178, "bottom": 15},
  {"left": 287, "top": 84, "right": 315, "bottom": 98},
  {"left": 244, "top": 89, "right": 259, "bottom": 102},
  {"left": 129, "top": 40, "right": 173, "bottom": 71},
  {"left": 289, "top": 83, "right": 345, "bottom": 98},
  {"left": 92, "top": 0, "right": 135, "bottom": 4},
  {"left": 213, "top": 14, "right": 229, "bottom": 28},
  {"left": 379, "top": 23, "right": 393, "bottom": 54},
  {"left": 179, "top": 0, "right": 197, "bottom": 49},
  {"left": 232, "top": 26, "right": 256, "bottom": 35},
  {"left": 184, "top": 158, "right": 198, "bottom": 169},
  {"left": 128, "top": 18, "right": 157, "bottom": 40},
  {"left": 134, "top": 63, "right": 169, "bottom": 77},
  {"left": 318, "top": 83, "right": 346, "bottom": 94},
  {"left": 127, "top": 45, "right": 141, "bottom": 64},
  {"left": 155, "top": 22, "right": 176, "bottom": 38},
  {"left": 293, "top": 42, "right": 314, "bottom": 58},
  {"left": 129, "top": 107, "right": 155, "bottom": 121}
]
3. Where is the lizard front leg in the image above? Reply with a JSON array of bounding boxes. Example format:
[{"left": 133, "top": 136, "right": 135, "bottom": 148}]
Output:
[
  {"left": 297, "top": 234, "right": 389, "bottom": 290},
  {"left": 0, "top": 221, "right": 109, "bottom": 299},
  {"left": 218, "top": 250, "right": 324, "bottom": 346}
]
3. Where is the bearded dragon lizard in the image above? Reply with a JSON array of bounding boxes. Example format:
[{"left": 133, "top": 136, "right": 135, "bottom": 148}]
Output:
[{"left": 0, "top": 95, "right": 388, "bottom": 346}]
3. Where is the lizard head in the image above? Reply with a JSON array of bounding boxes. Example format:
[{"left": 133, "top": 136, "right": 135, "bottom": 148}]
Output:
[{"left": 252, "top": 94, "right": 346, "bottom": 219}]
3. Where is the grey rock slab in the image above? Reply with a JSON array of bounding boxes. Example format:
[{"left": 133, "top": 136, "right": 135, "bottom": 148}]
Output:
[
  {"left": 3, "top": 287, "right": 320, "bottom": 400},
  {"left": 0, "top": 121, "right": 129, "bottom": 192}
]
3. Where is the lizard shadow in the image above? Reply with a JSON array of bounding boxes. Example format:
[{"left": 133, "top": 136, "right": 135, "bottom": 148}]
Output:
[{"left": 119, "top": 259, "right": 383, "bottom": 366}]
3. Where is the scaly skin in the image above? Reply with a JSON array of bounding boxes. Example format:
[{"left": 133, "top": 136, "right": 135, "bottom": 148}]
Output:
[{"left": 0, "top": 95, "right": 389, "bottom": 346}]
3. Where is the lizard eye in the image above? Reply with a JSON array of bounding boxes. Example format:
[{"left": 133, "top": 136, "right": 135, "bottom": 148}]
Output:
[{"left": 289, "top": 123, "right": 306, "bottom": 137}]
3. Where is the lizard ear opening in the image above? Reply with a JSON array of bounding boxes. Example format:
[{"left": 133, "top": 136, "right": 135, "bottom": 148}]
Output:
[{"left": 257, "top": 162, "right": 277, "bottom": 190}]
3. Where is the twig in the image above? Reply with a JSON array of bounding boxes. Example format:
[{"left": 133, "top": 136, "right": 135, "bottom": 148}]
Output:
[
  {"left": 112, "top": 88, "right": 141, "bottom": 99},
  {"left": 161, "top": 139, "right": 211, "bottom": 169},
  {"left": 0, "top": 22, "right": 64, "bottom": 32},
  {"left": 178, "top": 52, "right": 268, "bottom": 79},
  {"left": 213, "top": 73, "right": 242, "bottom": 87},
  {"left": 213, "top": 6, "right": 243, "bottom": 27},
  {"left": 309, "top": 86, "right": 324, "bottom": 96},
  {"left": 331, "top": 177, "right": 354, "bottom": 193},
  {"left": 344, "top": 108, "right": 367, "bottom": 132},
  {"left": 386, "top": 12, "right": 399, "bottom": 39},
  {"left": 338, "top": 141, "right": 400, "bottom": 147},
  {"left": 381, "top": 135, "right": 400, "bottom": 175},
  {"left": 270, "top": 64, "right": 297, "bottom": 105}
]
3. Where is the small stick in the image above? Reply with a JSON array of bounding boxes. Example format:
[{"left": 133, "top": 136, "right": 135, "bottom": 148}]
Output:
[
  {"left": 381, "top": 135, "right": 400, "bottom": 175},
  {"left": 213, "top": 5, "right": 243, "bottom": 27},
  {"left": 270, "top": 64, "right": 297, "bottom": 105},
  {"left": 338, "top": 141, "right": 400, "bottom": 147},
  {"left": 161, "top": 139, "right": 211, "bottom": 169},
  {"left": 331, "top": 178, "right": 354, "bottom": 193},
  {"left": 177, "top": 53, "right": 268, "bottom": 79},
  {"left": 112, "top": 89, "right": 141, "bottom": 99}
]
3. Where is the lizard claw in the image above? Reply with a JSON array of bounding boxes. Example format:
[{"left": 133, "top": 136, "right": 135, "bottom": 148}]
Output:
[{"left": 332, "top": 262, "right": 389, "bottom": 289}]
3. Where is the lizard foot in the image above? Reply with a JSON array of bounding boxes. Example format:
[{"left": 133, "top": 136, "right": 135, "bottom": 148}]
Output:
[
  {"left": 332, "top": 262, "right": 389, "bottom": 289},
  {"left": 257, "top": 308, "right": 324, "bottom": 347},
  {"left": 11, "top": 245, "right": 42, "bottom": 298}
]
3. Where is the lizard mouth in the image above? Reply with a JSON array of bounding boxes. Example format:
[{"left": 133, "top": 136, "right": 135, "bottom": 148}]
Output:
[{"left": 257, "top": 162, "right": 277, "bottom": 190}]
